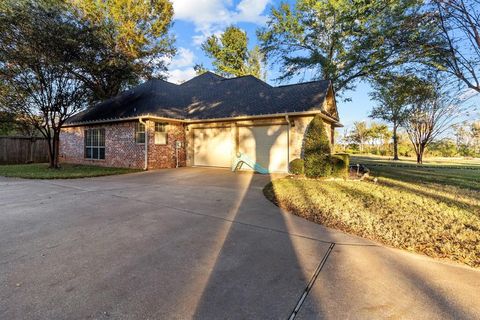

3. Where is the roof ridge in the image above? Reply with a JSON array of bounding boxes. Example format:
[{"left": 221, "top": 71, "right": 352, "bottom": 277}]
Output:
[
  {"left": 220, "top": 74, "right": 272, "bottom": 88},
  {"left": 275, "top": 79, "right": 331, "bottom": 88}
]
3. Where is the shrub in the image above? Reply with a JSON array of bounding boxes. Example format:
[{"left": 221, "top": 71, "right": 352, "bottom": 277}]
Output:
[
  {"left": 304, "top": 115, "right": 332, "bottom": 178},
  {"left": 289, "top": 158, "right": 304, "bottom": 175},
  {"left": 331, "top": 153, "right": 350, "bottom": 178},
  {"left": 305, "top": 154, "right": 332, "bottom": 178},
  {"left": 304, "top": 115, "right": 331, "bottom": 156}
]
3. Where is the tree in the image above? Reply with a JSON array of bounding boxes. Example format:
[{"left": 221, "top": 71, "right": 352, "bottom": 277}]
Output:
[
  {"left": 368, "top": 123, "right": 391, "bottom": 154},
  {"left": 201, "top": 26, "right": 266, "bottom": 79},
  {"left": 66, "top": 0, "right": 176, "bottom": 101},
  {"left": 370, "top": 74, "right": 422, "bottom": 160},
  {"left": 432, "top": 0, "right": 480, "bottom": 93},
  {"left": 0, "top": 1, "right": 89, "bottom": 168},
  {"left": 349, "top": 121, "right": 370, "bottom": 153},
  {"left": 194, "top": 64, "right": 208, "bottom": 76},
  {"left": 258, "top": 0, "right": 441, "bottom": 94},
  {"left": 403, "top": 79, "right": 471, "bottom": 163}
]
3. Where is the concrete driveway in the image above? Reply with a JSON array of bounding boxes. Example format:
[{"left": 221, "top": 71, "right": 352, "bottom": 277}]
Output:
[{"left": 0, "top": 168, "right": 479, "bottom": 320}]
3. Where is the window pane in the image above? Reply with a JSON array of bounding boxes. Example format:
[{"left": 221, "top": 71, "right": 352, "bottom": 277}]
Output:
[
  {"left": 99, "top": 147, "right": 105, "bottom": 159},
  {"left": 136, "top": 132, "right": 145, "bottom": 144},
  {"left": 92, "top": 147, "right": 99, "bottom": 159},
  {"left": 155, "top": 122, "right": 166, "bottom": 132},
  {"left": 155, "top": 132, "right": 167, "bottom": 144},
  {"left": 99, "top": 129, "right": 105, "bottom": 146},
  {"left": 86, "top": 147, "right": 92, "bottom": 159},
  {"left": 86, "top": 130, "right": 92, "bottom": 146}
]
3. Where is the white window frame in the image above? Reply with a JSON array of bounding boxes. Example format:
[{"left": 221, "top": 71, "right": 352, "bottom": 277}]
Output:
[
  {"left": 84, "top": 128, "right": 105, "bottom": 160},
  {"left": 135, "top": 122, "right": 145, "bottom": 144}
]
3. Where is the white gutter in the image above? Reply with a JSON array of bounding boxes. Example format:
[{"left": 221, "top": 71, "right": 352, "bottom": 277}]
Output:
[
  {"left": 139, "top": 118, "right": 148, "bottom": 170},
  {"left": 64, "top": 110, "right": 342, "bottom": 127},
  {"left": 285, "top": 114, "right": 291, "bottom": 172}
]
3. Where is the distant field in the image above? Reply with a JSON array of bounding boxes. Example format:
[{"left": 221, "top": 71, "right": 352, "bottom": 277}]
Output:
[
  {"left": 351, "top": 155, "right": 480, "bottom": 191},
  {"left": 265, "top": 154, "right": 480, "bottom": 268}
]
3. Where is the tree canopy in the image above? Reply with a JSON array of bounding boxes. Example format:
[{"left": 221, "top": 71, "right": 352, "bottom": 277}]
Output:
[
  {"left": 258, "top": 0, "right": 442, "bottom": 94},
  {"left": 201, "top": 26, "right": 266, "bottom": 79}
]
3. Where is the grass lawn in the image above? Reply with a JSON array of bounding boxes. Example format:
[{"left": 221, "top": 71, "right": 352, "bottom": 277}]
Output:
[
  {"left": 264, "top": 156, "right": 480, "bottom": 268},
  {"left": 0, "top": 163, "right": 140, "bottom": 179}
]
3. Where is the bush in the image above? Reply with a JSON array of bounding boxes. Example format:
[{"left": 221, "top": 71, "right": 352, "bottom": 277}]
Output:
[
  {"left": 305, "top": 154, "right": 332, "bottom": 178},
  {"left": 289, "top": 158, "right": 304, "bottom": 175},
  {"left": 331, "top": 153, "right": 350, "bottom": 178},
  {"left": 304, "top": 115, "right": 331, "bottom": 178}
]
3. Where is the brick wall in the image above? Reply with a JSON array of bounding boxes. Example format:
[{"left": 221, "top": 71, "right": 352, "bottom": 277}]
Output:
[
  {"left": 146, "top": 120, "right": 186, "bottom": 169},
  {"left": 60, "top": 120, "right": 186, "bottom": 169}
]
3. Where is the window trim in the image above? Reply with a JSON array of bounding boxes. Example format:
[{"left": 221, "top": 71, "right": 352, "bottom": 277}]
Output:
[{"left": 84, "top": 128, "right": 105, "bottom": 160}]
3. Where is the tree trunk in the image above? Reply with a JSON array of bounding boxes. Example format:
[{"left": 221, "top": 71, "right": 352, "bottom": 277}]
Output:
[
  {"left": 46, "top": 136, "right": 55, "bottom": 168},
  {"left": 392, "top": 125, "right": 399, "bottom": 160},
  {"left": 416, "top": 143, "right": 425, "bottom": 164},
  {"left": 52, "top": 131, "right": 60, "bottom": 169}
]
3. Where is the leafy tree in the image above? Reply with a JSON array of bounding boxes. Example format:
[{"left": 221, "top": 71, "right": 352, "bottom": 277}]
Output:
[
  {"left": 194, "top": 64, "right": 208, "bottom": 75},
  {"left": 0, "top": 1, "right": 89, "bottom": 168},
  {"left": 201, "top": 26, "right": 266, "bottom": 79},
  {"left": 349, "top": 121, "right": 370, "bottom": 153},
  {"left": 258, "top": 0, "right": 441, "bottom": 94},
  {"left": 368, "top": 123, "right": 391, "bottom": 154},
  {"left": 67, "top": 0, "right": 175, "bottom": 101},
  {"left": 427, "top": 139, "right": 457, "bottom": 157},
  {"left": 370, "top": 74, "right": 422, "bottom": 160},
  {"left": 431, "top": 0, "right": 480, "bottom": 93}
]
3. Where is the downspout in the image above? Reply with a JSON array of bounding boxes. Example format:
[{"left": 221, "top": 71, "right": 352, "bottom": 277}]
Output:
[
  {"left": 139, "top": 118, "right": 148, "bottom": 170},
  {"left": 285, "top": 114, "right": 291, "bottom": 172}
]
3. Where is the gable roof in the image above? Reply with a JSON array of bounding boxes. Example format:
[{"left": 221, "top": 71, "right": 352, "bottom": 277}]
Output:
[{"left": 67, "top": 72, "right": 338, "bottom": 125}]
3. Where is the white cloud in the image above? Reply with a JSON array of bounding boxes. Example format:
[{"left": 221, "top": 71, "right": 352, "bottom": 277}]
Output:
[
  {"left": 170, "top": 47, "right": 195, "bottom": 68},
  {"left": 168, "top": 67, "right": 197, "bottom": 84},
  {"left": 171, "top": 0, "right": 271, "bottom": 45}
]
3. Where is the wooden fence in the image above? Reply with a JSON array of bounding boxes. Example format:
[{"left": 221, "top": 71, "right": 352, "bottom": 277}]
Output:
[{"left": 0, "top": 136, "right": 49, "bottom": 165}]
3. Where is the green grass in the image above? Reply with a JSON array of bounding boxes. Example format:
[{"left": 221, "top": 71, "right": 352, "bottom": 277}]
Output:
[
  {"left": 351, "top": 155, "right": 480, "bottom": 190},
  {"left": 0, "top": 163, "right": 140, "bottom": 179},
  {"left": 264, "top": 156, "right": 480, "bottom": 268}
]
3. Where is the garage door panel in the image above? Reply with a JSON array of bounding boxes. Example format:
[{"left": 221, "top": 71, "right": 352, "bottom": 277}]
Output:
[
  {"left": 239, "top": 125, "right": 289, "bottom": 173},
  {"left": 193, "top": 128, "right": 233, "bottom": 167}
]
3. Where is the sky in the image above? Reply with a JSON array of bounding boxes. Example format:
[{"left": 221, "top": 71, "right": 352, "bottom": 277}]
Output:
[{"left": 165, "top": 0, "right": 477, "bottom": 131}]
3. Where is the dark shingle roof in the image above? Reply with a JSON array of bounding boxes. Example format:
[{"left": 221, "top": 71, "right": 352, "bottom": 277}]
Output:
[{"left": 67, "top": 72, "right": 334, "bottom": 124}]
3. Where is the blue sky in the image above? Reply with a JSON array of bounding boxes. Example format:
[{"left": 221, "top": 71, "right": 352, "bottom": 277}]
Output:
[{"left": 167, "top": 0, "right": 476, "bottom": 130}]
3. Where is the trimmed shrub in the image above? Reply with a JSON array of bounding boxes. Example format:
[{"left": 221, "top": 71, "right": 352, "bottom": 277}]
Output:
[
  {"left": 331, "top": 153, "right": 350, "bottom": 178},
  {"left": 304, "top": 115, "right": 332, "bottom": 178},
  {"left": 289, "top": 158, "right": 304, "bottom": 175},
  {"left": 304, "top": 115, "right": 331, "bottom": 156},
  {"left": 305, "top": 154, "right": 332, "bottom": 178}
]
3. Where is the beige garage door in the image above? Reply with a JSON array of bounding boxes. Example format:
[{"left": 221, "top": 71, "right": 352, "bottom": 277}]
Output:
[
  {"left": 193, "top": 127, "right": 233, "bottom": 167},
  {"left": 238, "top": 125, "right": 289, "bottom": 173}
]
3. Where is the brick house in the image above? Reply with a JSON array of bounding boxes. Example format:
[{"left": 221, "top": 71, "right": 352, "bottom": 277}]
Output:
[{"left": 60, "top": 72, "right": 341, "bottom": 173}]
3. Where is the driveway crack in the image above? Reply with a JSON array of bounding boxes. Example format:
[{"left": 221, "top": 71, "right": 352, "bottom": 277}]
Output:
[{"left": 288, "top": 243, "right": 335, "bottom": 320}]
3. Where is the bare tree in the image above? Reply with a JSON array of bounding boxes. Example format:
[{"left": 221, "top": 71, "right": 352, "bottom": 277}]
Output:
[
  {"left": 434, "top": 0, "right": 480, "bottom": 92},
  {"left": 403, "top": 80, "right": 472, "bottom": 163}
]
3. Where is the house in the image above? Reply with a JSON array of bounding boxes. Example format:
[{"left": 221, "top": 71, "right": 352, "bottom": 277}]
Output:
[{"left": 60, "top": 72, "right": 341, "bottom": 173}]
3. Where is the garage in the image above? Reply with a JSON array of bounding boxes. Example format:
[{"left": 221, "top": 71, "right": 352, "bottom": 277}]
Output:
[
  {"left": 238, "top": 125, "right": 289, "bottom": 173},
  {"left": 193, "top": 127, "right": 233, "bottom": 167}
]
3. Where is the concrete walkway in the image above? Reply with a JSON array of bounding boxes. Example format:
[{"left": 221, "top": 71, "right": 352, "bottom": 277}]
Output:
[{"left": 0, "top": 167, "right": 478, "bottom": 319}]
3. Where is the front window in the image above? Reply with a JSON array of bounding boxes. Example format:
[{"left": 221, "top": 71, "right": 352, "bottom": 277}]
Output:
[
  {"left": 155, "top": 122, "right": 167, "bottom": 144},
  {"left": 135, "top": 122, "right": 145, "bottom": 144},
  {"left": 84, "top": 128, "right": 105, "bottom": 160}
]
